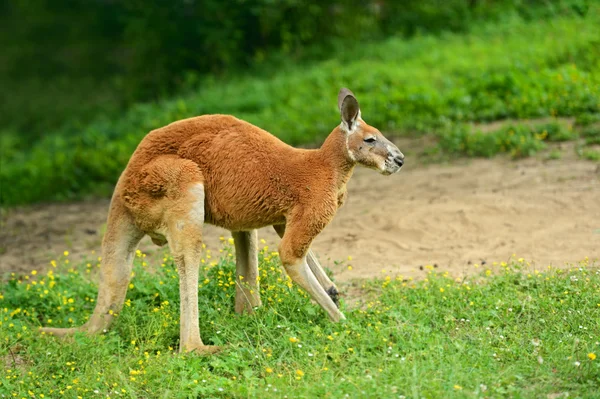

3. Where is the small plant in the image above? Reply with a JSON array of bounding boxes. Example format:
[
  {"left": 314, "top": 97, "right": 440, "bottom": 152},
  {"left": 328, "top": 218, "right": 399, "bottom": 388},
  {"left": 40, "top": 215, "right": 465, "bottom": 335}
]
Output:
[
  {"left": 575, "top": 112, "right": 600, "bottom": 126},
  {"left": 581, "top": 149, "right": 600, "bottom": 161},
  {"left": 546, "top": 149, "right": 562, "bottom": 160},
  {"left": 581, "top": 125, "right": 600, "bottom": 145},
  {"left": 535, "top": 122, "right": 577, "bottom": 142}
]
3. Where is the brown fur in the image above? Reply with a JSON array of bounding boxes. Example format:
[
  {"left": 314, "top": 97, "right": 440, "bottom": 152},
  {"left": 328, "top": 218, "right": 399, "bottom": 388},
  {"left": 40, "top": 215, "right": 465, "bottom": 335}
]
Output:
[{"left": 39, "top": 88, "right": 404, "bottom": 355}]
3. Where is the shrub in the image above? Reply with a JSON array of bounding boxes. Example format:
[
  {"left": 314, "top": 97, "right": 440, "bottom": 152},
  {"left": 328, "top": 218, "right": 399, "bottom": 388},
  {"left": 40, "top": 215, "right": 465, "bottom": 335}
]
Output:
[{"left": 1, "top": 14, "right": 599, "bottom": 206}]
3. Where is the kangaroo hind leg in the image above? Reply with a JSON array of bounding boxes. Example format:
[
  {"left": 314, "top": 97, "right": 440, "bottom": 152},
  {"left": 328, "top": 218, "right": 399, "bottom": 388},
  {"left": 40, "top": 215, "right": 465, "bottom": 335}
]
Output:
[
  {"left": 159, "top": 164, "right": 220, "bottom": 355},
  {"left": 40, "top": 197, "right": 143, "bottom": 337}
]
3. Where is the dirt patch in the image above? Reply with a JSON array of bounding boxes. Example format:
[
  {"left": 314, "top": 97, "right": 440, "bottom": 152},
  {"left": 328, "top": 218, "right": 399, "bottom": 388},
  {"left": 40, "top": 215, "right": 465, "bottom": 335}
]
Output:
[{"left": 1, "top": 143, "right": 599, "bottom": 283}]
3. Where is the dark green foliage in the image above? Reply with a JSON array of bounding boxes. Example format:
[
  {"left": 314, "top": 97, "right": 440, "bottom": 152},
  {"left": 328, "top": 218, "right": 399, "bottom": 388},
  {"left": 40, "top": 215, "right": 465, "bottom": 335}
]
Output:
[
  {"left": 1, "top": 13, "right": 599, "bottom": 206},
  {"left": 0, "top": 0, "right": 593, "bottom": 137},
  {"left": 576, "top": 113, "right": 600, "bottom": 126}
]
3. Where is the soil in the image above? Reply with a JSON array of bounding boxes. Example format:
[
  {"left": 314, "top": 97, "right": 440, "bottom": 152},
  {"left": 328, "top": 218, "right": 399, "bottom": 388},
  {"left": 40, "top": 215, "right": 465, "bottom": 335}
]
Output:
[{"left": 1, "top": 139, "right": 599, "bottom": 283}]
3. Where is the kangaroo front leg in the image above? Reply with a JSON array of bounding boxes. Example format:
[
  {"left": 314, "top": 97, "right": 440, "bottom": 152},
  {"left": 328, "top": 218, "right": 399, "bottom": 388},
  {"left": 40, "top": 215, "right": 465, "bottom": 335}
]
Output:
[
  {"left": 273, "top": 224, "right": 340, "bottom": 307},
  {"left": 277, "top": 222, "right": 345, "bottom": 322},
  {"left": 232, "top": 230, "right": 262, "bottom": 314},
  {"left": 307, "top": 249, "right": 340, "bottom": 307}
]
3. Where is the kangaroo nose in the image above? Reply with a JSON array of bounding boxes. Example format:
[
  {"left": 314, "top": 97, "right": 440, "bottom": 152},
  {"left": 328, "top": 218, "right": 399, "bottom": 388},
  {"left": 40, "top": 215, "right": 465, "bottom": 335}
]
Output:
[{"left": 394, "top": 155, "right": 404, "bottom": 167}]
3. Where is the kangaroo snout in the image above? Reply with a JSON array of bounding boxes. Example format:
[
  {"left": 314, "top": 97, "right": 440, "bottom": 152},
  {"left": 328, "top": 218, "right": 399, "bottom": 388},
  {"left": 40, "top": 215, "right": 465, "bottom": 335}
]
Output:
[{"left": 394, "top": 155, "right": 404, "bottom": 168}]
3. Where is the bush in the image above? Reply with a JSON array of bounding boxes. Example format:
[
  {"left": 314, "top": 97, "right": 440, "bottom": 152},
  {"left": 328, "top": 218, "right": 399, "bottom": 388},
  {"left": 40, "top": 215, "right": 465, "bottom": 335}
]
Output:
[
  {"left": 1, "top": 0, "right": 593, "bottom": 137},
  {"left": 1, "top": 14, "right": 599, "bottom": 206}
]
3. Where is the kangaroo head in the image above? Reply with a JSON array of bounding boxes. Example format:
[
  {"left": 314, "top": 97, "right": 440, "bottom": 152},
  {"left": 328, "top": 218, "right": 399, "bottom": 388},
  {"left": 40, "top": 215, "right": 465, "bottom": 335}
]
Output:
[{"left": 338, "top": 88, "right": 404, "bottom": 175}]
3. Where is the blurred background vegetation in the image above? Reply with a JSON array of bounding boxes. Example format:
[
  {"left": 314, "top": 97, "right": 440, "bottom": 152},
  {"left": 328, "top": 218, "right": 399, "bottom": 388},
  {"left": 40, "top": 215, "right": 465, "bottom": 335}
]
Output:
[{"left": 1, "top": 0, "right": 598, "bottom": 206}]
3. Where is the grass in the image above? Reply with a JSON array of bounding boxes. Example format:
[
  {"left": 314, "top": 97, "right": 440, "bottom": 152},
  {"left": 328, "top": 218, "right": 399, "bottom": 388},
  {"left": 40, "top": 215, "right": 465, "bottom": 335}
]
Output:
[
  {"left": 1, "top": 242, "right": 599, "bottom": 398},
  {"left": 580, "top": 149, "right": 600, "bottom": 161},
  {"left": 1, "top": 11, "right": 600, "bottom": 206},
  {"left": 435, "top": 121, "right": 578, "bottom": 159},
  {"left": 580, "top": 123, "right": 600, "bottom": 146}
]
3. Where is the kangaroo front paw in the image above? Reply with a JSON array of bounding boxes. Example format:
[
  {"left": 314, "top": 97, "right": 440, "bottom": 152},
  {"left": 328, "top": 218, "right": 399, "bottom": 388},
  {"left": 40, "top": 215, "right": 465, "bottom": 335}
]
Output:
[{"left": 326, "top": 286, "right": 340, "bottom": 308}]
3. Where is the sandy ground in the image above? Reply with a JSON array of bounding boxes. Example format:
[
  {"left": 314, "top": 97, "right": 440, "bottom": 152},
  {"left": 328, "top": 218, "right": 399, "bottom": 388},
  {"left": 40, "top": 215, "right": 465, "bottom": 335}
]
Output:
[{"left": 1, "top": 142, "right": 599, "bottom": 283}]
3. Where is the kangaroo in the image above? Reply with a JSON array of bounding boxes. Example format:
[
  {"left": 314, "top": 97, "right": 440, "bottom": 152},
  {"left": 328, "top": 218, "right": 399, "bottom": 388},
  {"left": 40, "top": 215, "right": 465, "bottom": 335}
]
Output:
[{"left": 40, "top": 88, "right": 405, "bottom": 354}]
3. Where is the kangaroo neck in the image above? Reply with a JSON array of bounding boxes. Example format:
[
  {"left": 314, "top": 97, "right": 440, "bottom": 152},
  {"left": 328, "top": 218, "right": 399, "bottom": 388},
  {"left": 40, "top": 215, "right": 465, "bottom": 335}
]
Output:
[{"left": 317, "top": 127, "right": 356, "bottom": 190}]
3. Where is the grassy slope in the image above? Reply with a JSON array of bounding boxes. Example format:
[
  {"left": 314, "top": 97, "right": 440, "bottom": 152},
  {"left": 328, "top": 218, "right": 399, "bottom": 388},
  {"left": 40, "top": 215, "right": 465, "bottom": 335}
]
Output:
[
  {"left": 1, "top": 243, "right": 599, "bottom": 398},
  {"left": 2, "top": 13, "right": 599, "bottom": 206}
]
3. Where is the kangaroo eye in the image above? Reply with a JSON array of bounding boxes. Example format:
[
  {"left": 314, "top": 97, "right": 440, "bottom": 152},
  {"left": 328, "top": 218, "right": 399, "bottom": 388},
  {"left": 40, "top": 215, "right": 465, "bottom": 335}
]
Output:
[{"left": 363, "top": 137, "right": 376, "bottom": 143}]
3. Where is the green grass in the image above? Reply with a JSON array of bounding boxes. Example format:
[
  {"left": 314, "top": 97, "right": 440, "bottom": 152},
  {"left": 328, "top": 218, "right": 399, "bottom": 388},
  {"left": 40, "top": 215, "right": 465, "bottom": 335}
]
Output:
[
  {"left": 580, "top": 149, "right": 600, "bottom": 161},
  {"left": 1, "top": 12, "right": 600, "bottom": 206},
  {"left": 581, "top": 124, "right": 600, "bottom": 145},
  {"left": 436, "top": 121, "right": 580, "bottom": 159},
  {"left": 1, "top": 243, "right": 599, "bottom": 398}
]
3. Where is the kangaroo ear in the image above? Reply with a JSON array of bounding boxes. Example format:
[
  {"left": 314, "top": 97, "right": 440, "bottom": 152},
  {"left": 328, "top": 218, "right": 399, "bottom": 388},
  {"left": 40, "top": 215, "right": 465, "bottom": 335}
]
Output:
[{"left": 338, "top": 88, "right": 360, "bottom": 131}]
